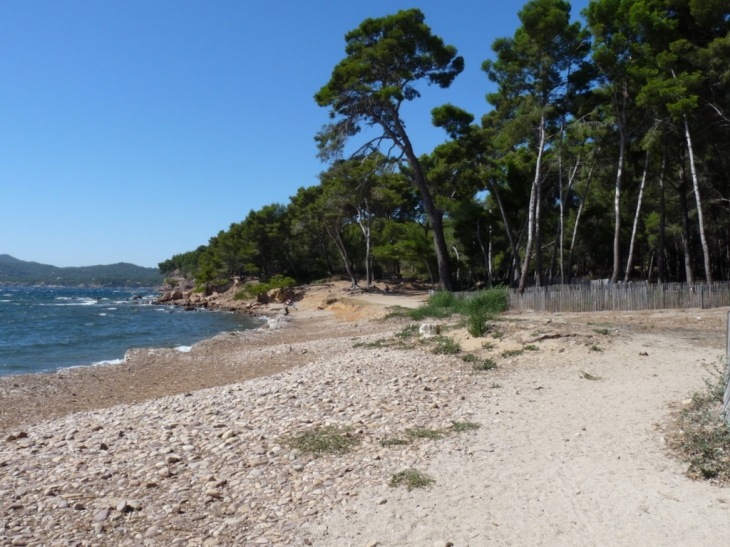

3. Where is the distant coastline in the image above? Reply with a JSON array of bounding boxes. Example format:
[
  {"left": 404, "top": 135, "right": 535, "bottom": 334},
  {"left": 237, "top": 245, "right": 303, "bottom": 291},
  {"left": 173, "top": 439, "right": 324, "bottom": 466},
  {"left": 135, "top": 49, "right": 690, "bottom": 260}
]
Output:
[{"left": 0, "top": 254, "right": 164, "bottom": 287}]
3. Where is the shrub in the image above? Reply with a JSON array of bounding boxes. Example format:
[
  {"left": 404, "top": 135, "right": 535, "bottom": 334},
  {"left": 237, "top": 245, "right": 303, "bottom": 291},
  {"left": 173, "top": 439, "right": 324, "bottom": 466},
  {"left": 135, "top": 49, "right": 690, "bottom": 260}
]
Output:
[
  {"left": 671, "top": 366, "right": 730, "bottom": 482},
  {"left": 281, "top": 426, "right": 359, "bottom": 457},
  {"left": 502, "top": 349, "right": 523, "bottom": 357},
  {"left": 432, "top": 336, "right": 461, "bottom": 355},
  {"left": 474, "top": 358, "right": 498, "bottom": 371},
  {"left": 451, "top": 421, "right": 481, "bottom": 433},
  {"left": 389, "top": 468, "right": 435, "bottom": 491}
]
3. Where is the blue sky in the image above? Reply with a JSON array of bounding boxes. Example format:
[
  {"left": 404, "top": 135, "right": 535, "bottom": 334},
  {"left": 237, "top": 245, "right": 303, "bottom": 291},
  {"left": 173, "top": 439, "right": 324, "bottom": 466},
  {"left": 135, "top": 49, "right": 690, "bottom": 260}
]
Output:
[{"left": 0, "top": 0, "right": 590, "bottom": 268}]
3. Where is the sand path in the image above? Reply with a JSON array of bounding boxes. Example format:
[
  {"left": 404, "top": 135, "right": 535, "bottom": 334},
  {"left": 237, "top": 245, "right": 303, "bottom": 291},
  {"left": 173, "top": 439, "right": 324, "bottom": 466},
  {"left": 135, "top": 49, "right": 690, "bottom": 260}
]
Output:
[{"left": 309, "top": 310, "right": 730, "bottom": 546}]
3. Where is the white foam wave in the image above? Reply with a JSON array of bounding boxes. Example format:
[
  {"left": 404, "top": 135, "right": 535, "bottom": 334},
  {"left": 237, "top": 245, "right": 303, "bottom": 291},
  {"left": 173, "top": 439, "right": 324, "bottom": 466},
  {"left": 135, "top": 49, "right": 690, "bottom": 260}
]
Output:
[
  {"left": 174, "top": 345, "right": 192, "bottom": 352},
  {"left": 0, "top": 300, "right": 10, "bottom": 302},
  {"left": 107, "top": 308, "right": 117, "bottom": 310},
  {"left": 98, "top": 313, "right": 107, "bottom": 316},
  {"left": 91, "top": 358, "right": 124, "bottom": 366}
]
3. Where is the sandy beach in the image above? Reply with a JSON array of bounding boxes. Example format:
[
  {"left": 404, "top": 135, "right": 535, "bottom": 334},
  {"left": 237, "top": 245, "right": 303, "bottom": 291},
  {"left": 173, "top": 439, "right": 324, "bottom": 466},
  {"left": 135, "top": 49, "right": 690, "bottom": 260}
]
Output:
[{"left": 1, "top": 284, "right": 729, "bottom": 546}]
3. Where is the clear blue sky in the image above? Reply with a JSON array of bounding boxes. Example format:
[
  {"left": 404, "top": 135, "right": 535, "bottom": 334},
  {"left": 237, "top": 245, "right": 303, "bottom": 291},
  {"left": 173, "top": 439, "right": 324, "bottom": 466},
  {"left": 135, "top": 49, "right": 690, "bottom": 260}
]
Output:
[{"left": 0, "top": 0, "right": 590, "bottom": 268}]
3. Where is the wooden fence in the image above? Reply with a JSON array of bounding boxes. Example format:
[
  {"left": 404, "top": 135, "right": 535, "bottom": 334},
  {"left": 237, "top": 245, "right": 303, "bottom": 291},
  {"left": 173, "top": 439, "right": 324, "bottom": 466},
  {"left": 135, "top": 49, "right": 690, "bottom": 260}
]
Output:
[
  {"left": 507, "top": 282, "right": 730, "bottom": 313},
  {"left": 722, "top": 312, "right": 730, "bottom": 419}
]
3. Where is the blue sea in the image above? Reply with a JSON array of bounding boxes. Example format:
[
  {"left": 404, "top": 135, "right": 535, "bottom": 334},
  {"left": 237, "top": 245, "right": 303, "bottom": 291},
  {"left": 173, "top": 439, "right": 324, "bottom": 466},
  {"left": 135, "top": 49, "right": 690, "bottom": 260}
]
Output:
[{"left": 0, "top": 286, "right": 263, "bottom": 376}]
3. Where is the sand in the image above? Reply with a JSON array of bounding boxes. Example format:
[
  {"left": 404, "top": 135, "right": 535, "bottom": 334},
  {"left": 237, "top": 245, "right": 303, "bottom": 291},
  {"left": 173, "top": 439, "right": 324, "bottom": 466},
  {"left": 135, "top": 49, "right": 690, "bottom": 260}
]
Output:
[{"left": 1, "top": 282, "right": 729, "bottom": 546}]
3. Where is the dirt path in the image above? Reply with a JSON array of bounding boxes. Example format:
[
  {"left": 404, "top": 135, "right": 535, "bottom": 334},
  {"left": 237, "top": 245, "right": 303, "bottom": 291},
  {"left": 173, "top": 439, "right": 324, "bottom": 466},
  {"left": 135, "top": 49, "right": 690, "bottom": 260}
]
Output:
[{"left": 309, "top": 309, "right": 730, "bottom": 547}]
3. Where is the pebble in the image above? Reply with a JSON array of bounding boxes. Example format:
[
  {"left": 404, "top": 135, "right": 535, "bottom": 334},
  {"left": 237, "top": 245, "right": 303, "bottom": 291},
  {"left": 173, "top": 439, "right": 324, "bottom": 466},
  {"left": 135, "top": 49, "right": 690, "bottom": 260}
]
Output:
[{"left": 0, "top": 333, "right": 478, "bottom": 546}]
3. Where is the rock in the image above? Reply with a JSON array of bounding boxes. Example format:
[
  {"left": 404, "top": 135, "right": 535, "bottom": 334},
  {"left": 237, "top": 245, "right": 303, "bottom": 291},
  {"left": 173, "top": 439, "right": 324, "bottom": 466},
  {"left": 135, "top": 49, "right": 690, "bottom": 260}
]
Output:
[
  {"left": 434, "top": 542, "right": 454, "bottom": 547},
  {"left": 144, "top": 526, "right": 161, "bottom": 538},
  {"left": 365, "top": 542, "right": 379, "bottom": 547},
  {"left": 158, "top": 467, "right": 171, "bottom": 478},
  {"left": 166, "top": 454, "right": 181, "bottom": 464},
  {"left": 205, "top": 489, "right": 221, "bottom": 498},
  {"left": 419, "top": 324, "right": 440, "bottom": 338},
  {"left": 375, "top": 497, "right": 387, "bottom": 505},
  {"left": 8, "top": 502, "right": 23, "bottom": 510},
  {"left": 127, "top": 499, "right": 142, "bottom": 511},
  {"left": 93, "top": 523, "right": 104, "bottom": 534},
  {"left": 93, "top": 509, "right": 109, "bottom": 522},
  {"left": 11, "top": 537, "right": 27, "bottom": 546},
  {"left": 73, "top": 502, "right": 85, "bottom": 510}
]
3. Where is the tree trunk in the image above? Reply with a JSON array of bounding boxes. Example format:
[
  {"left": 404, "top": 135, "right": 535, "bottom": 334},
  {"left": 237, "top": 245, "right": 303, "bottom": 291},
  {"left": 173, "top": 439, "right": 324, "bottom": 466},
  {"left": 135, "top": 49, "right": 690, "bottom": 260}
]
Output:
[
  {"left": 487, "top": 180, "right": 521, "bottom": 282},
  {"left": 567, "top": 151, "right": 598, "bottom": 283},
  {"left": 611, "top": 107, "right": 627, "bottom": 283},
  {"left": 518, "top": 112, "right": 546, "bottom": 293},
  {"left": 476, "top": 217, "right": 492, "bottom": 287},
  {"left": 384, "top": 111, "right": 454, "bottom": 290},
  {"left": 678, "top": 164, "right": 694, "bottom": 284},
  {"left": 657, "top": 150, "right": 667, "bottom": 283},
  {"left": 325, "top": 225, "right": 358, "bottom": 288},
  {"left": 355, "top": 203, "right": 373, "bottom": 288},
  {"left": 535, "top": 176, "right": 543, "bottom": 287},
  {"left": 624, "top": 149, "right": 650, "bottom": 282},
  {"left": 683, "top": 117, "right": 712, "bottom": 284}
]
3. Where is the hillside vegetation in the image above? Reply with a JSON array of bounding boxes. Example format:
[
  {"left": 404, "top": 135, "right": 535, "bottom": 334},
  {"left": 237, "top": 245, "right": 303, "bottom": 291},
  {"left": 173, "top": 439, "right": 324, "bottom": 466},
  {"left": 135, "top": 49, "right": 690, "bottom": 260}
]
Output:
[{"left": 0, "top": 254, "right": 164, "bottom": 287}]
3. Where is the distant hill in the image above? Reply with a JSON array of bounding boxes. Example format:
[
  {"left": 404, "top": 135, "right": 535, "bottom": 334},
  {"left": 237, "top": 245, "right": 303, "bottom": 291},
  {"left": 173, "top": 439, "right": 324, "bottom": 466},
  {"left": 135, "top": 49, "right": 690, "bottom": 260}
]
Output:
[{"left": 0, "top": 255, "right": 164, "bottom": 287}]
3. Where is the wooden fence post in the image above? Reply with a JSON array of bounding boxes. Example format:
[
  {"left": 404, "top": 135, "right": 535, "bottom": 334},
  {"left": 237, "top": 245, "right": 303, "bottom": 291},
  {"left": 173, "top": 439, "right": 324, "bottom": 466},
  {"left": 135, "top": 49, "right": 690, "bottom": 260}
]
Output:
[{"left": 722, "top": 311, "right": 730, "bottom": 418}]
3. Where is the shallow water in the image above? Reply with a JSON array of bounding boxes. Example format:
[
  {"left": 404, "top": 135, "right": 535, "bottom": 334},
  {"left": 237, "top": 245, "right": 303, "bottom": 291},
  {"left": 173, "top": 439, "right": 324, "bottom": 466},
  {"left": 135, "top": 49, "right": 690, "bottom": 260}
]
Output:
[{"left": 0, "top": 286, "right": 262, "bottom": 376}]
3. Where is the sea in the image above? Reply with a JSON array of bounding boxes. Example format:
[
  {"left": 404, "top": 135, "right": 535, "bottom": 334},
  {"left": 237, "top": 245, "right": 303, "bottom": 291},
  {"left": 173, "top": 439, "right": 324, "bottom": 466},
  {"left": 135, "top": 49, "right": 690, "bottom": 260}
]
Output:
[{"left": 0, "top": 286, "right": 263, "bottom": 377}]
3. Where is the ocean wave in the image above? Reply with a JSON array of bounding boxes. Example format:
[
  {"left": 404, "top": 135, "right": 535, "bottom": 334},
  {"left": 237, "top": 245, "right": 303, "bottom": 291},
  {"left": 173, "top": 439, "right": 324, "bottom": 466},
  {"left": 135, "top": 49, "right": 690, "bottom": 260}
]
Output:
[
  {"left": 0, "top": 300, "right": 10, "bottom": 302},
  {"left": 98, "top": 313, "right": 107, "bottom": 316},
  {"left": 89, "top": 358, "right": 124, "bottom": 368},
  {"left": 107, "top": 308, "right": 117, "bottom": 310},
  {"left": 174, "top": 345, "right": 192, "bottom": 352}
]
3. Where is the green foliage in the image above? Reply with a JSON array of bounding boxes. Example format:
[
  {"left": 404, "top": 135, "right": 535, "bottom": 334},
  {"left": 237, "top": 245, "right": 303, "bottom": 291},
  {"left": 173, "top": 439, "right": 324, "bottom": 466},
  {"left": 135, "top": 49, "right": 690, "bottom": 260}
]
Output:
[
  {"left": 523, "top": 344, "right": 539, "bottom": 351},
  {"left": 395, "top": 324, "right": 419, "bottom": 339},
  {"left": 237, "top": 275, "right": 297, "bottom": 299},
  {"left": 502, "top": 348, "right": 524, "bottom": 357},
  {"left": 380, "top": 437, "right": 410, "bottom": 447},
  {"left": 593, "top": 328, "right": 610, "bottom": 335},
  {"left": 389, "top": 468, "right": 435, "bottom": 491},
  {"left": 589, "top": 344, "right": 603, "bottom": 352},
  {"left": 432, "top": 336, "right": 461, "bottom": 355},
  {"left": 451, "top": 421, "right": 481, "bottom": 433},
  {"left": 673, "top": 367, "right": 730, "bottom": 482},
  {"left": 474, "top": 358, "right": 498, "bottom": 371},
  {"left": 580, "top": 370, "right": 601, "bottom": 380},
  {"left": 281, "top": 426, "right": 359, "bottom": 457},
  {"left": 406, "top": 427, "right": 446, "bottom": 440}
]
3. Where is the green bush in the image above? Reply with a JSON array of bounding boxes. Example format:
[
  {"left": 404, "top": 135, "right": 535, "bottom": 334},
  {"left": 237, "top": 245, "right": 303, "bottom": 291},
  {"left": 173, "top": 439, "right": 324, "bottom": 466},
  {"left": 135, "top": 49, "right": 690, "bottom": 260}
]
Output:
[
  {"left": 407, "top": 289, "right": 509, "bottom": 336},
  {"left": 235, "top": 275, "right": 297, "bottom": 300}
]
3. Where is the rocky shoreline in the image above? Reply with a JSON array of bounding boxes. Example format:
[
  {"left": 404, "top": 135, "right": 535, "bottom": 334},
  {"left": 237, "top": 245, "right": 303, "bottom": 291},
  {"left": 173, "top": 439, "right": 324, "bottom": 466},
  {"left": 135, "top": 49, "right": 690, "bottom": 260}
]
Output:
[{"left": 0, "top": 296, "right": 482, "bottom": 547}]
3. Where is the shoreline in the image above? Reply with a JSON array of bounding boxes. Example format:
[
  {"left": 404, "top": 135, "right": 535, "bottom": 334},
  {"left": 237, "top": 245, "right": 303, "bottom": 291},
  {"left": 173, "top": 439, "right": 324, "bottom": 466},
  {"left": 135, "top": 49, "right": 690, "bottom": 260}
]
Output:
[{"left": 1, "top": 290, "right": 730, "bottom": 545}]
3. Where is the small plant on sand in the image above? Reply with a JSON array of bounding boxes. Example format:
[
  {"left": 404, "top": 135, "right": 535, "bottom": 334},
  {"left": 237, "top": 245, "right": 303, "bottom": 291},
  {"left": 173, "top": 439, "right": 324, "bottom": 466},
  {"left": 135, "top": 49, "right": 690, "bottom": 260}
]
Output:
[
  {"left": 395, "top": 324, "right": 419, "bottom": 339},
  {"left": 481, "top": 341, "right": 495, "bottom": 350},
  {"left": 451, "top": 421, "right": 481, "bottom": 433},
  {"left": 593, "top": 328, "right": 610, "bottom": 335},
  {"left": 389, "top": 468, "right": 435, "bottom": 491},
  {"left": 461, "top": 354, "right": 478, "bottom": 363},
  {"left": 467, "top": 310, "right": 488, "bottom": 337},
  {"left": 432, "top": 336, "right": 461, "bottom": 355},
  {"left": 589, "top": 344, "right": 603, "bottom": 352},
  {"left": 579, "top": 370, "right": 601, "bottom": 380},
  {"left": 523, "top": 344, "right": 539, "bottom": 351},
  {"left": 670, "top": 364, "right": 730, "bottom": 482},
  {"left": 490, "top": 382, "right": 502, "bottom": 389},
  {"left": 491, "top": 329, "right": 505, "bottom": 340},
  {"left": 282, "top": 426, "right": 359, "bottom": 457},
  {"left": 353, "top": 338, "right": 389, "bottom": 349},
  {"left": 406, "top": 427, "right": 446, "bottom": 440},
  {"left": 473, "top": 358, "right": 498, "bottom": 371},
  {"left": 380, "top": 437, "right": 410, "bottom": 447},
  {"left": 502, "top": 348, "right": 524, "bottom": 357}
]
